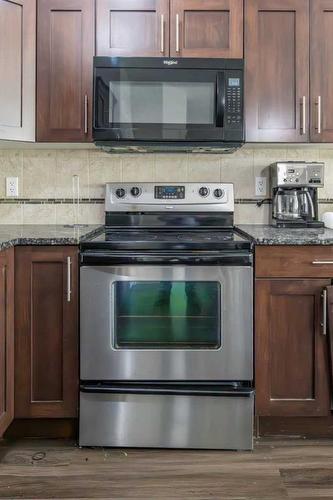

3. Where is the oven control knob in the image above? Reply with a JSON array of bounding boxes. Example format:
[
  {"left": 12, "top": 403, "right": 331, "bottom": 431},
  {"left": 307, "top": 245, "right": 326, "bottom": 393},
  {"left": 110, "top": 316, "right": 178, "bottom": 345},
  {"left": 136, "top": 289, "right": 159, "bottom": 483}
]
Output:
[
  {"left": 199, "top": 186, "right": 209, "bottom": 197},
  {"left": 115, "top": 188, "right": 126, "bottom": 198},
  {"left": 214, "top": 188, "right": 224, "bottom": 198},
  {"left": 131, "top": 186, "right": 141, "bottom": 197}
]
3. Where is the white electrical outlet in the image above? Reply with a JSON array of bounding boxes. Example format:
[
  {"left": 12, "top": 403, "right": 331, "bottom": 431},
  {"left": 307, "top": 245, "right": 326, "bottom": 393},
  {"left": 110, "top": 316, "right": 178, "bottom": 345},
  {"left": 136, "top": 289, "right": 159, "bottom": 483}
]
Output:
[
  {"left": 255, "top": 176, "right": 267, "bottom": 197},
  {"left": 6, "top": 177, "right": 19, "bottom": 197}
]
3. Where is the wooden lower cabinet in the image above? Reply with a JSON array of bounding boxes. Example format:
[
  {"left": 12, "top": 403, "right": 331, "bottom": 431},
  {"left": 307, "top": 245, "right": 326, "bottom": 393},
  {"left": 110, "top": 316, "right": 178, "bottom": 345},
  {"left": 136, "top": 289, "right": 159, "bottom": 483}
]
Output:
[
  {"left": 255, "top": 278, "right": 330, "bottom": 417},
  {"left": 0, "top": 249, "right": 14, "bottom": 437},
  {"left": 14, "top": 247, "right": 78, "bottom": 418}
]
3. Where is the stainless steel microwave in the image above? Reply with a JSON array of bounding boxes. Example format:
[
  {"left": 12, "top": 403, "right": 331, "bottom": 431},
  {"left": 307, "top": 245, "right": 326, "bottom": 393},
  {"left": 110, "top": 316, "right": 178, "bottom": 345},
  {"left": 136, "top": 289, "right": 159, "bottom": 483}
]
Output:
[{"left": 93, "top": 57, "right": 244, "bottom": 153}]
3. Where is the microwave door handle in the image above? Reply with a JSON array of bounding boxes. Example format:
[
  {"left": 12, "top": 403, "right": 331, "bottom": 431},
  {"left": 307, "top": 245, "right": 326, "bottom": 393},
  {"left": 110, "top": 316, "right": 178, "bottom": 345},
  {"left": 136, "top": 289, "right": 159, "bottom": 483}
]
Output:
[{"left": 216, "top": 72, "right": 225, "bottom": 128}]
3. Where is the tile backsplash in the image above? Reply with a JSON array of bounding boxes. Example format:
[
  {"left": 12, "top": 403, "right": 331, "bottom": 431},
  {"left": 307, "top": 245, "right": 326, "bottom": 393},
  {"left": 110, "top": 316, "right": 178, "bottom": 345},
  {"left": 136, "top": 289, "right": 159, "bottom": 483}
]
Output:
[{"left": 0, "top": 146, "right": 332, "bottom": 225}]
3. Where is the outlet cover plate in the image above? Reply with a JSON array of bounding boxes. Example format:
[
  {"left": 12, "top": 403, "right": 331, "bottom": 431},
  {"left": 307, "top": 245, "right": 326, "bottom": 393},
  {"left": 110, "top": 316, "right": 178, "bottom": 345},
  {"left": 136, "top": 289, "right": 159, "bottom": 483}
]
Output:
[
  {"left": 255, "top": 176, "right": 267, "bottom": 197},
  {"left": 6, "top": 177, "right": 19, "bottom": 197}
]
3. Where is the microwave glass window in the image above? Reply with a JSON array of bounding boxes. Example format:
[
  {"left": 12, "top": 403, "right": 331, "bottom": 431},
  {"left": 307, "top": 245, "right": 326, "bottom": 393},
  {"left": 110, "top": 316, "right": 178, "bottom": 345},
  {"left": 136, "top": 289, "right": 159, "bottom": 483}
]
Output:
[
  {"left": 113, "top": 281, "right": 221, "bottom": 349},
  {"left": 108, "top": 81, "right": 215, "bottom": 125}
]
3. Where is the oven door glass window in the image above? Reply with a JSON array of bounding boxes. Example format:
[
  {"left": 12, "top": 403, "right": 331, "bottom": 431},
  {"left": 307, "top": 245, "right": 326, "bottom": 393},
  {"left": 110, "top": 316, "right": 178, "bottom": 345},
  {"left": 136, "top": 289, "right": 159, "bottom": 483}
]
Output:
[
  {"left": 113, "top": 281, "right": 221, "bottom": 349},
  {"left": 94, "top": 68, "right": 219, "bottom": 129}
]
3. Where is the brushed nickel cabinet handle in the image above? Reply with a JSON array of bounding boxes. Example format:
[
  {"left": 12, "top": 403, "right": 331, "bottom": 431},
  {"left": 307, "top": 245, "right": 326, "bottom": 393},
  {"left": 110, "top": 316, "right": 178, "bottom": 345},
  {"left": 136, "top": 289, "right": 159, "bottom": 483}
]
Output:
[
  {"left": 301, "top": 96, "right": 306, "bottom": 135},
  {"left": 160, "top": 14, "right": 164, "bottom": 53},
  {"left": 176, "top": 14, "right": 180, "bottom": 53},
  {"left": 312, "top": 260, "right": 333, "bottom": 265},
  {"left": 316, "top": 96, "right": 322, "bottom": 134},
  {"left": 2, "top": 265, "right": 6, "bottom": 408},
  {"left": 321, "top": 288, "right": 327, "bottom": 335},
  {"left": 84, "top": 94, "right": 88, "bottom": 134},
  {"left": 67, "top": 256, "right": 72, "bottom": 302}
]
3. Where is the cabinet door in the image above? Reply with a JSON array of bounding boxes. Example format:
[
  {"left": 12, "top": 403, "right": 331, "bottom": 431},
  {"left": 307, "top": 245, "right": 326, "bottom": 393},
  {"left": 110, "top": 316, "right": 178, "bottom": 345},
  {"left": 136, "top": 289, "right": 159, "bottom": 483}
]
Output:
[
  {"left": 256, "top": 279, "right": 330, "bottom": 416},
  {"left": 96, "top": 0, "right": 169, "bottom": 57},
  {"left": 170, "top": 0, "right": 243, "bottom": 58},
  {"left": 0, "top": 250, "right": 14, "bottom": 437},
  {"left": 0, "top": 0, "right": 35, "bottom": 141},
  {"left": 15, "top": 247, "right": 78, "bottom": 418},
  {"left": 310, "top": 0, "right": 333, "bottom": 142},
  {"left": 245, "top": 0, "right": 309, "bottom": 142},
  {"left": 37, "top": 0, "right": 94, "bottom": 142}
]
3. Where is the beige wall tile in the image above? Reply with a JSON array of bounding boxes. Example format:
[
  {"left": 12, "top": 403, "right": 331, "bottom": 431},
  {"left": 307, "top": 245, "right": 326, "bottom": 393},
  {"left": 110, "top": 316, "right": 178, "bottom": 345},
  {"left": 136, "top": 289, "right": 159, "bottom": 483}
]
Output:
[
  {"left": 319, "top": 203, "right": 333, "bottom": 220},
  {"left": 77, "top": 203, "right": 104, "bottom": 225},
  {"left": 55, "top": 152, "right": 89, "bottom": 198},
  {"left": 221, "top": 158, "right": 254, "bottom": 199},
  {"left": 23, "top": 203, "right": 56, "bottom": 224},
  {"left": 154, "top": 154, "right": 188, "bottom": 182},
  {"left": 55, "top": 204, "right": 75, "bottom": 226},
  {"left": 23, "top": 150, "right": 57, "bottom": 198},
  {"left": 56, "top": 203, "right": 104, "bottom": 225},
  {"left": 0, "top": 203, "right": 23, "bottom": 224},
  {"left": 285, "top": 147, "right": 320, "bottom": 162},
  {"left": 122, "top": 155, "right": 154, "bottom": 181},
  {"left": 187, "top": 155, "right": 220, "bottom": 181},
  {"left": 234, "top": 203, "right": 270, "bottom": 225},
  {"left": 0, "top": 150, "right": 23, "bottom": 198},
  {"left": 89, "top": 155, "right": 122, "bottom": 198}
]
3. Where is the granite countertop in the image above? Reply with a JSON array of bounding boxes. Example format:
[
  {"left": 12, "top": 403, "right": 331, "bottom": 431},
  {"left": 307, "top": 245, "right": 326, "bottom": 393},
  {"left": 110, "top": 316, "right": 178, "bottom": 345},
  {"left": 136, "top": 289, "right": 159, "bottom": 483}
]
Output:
[
  {"left": 238, "top": 224, "right": 333, "bottom": 245},
  {"left": 0, "top": 225, "right": 103, "bottom": 251}
]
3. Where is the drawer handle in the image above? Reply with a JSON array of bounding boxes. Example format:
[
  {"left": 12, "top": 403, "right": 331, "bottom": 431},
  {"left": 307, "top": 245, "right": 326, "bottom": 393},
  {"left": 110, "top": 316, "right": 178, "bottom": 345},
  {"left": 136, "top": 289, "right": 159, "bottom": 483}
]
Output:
[
  {"left": 321, "top": 288, "right": 327, "bottom": 336},
  {"left": 312, "top": 260, "right": 333, "bottom": 265}
]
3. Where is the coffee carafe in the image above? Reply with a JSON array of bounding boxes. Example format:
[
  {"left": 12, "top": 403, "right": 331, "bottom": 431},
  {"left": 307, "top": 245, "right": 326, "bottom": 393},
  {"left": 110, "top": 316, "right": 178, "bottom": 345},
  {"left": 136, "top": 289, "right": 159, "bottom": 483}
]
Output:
[{"left": 270, "top": 162, "right": 324, "bottom": 228}]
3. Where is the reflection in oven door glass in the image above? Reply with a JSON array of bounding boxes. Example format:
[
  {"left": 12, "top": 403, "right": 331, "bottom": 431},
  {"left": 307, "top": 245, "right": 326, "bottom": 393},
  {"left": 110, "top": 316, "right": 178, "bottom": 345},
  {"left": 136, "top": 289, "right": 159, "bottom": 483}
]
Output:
[{"left": 114, "top": 281, "right": 221, "bottom": 349}]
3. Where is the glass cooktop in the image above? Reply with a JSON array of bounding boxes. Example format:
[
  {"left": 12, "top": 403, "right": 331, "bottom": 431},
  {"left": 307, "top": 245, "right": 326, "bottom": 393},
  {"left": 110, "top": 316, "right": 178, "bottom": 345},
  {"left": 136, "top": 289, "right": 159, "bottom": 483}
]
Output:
[{"left": 82, "top": 229, "right": 251, "bottom": 251}]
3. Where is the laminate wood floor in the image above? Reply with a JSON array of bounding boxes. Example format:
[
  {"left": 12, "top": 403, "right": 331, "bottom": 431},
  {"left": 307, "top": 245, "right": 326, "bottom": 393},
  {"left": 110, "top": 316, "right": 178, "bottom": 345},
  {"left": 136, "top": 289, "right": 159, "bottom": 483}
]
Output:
[{"left": 0, "top": 438, "right": 332, "bottom": 499}]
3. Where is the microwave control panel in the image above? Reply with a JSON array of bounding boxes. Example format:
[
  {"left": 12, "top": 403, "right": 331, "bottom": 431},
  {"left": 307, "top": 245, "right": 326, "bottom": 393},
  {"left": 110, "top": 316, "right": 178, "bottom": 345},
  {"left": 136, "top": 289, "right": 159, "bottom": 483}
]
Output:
[{"left": 224, "top": 72, "right": 243, "bottom": 130}]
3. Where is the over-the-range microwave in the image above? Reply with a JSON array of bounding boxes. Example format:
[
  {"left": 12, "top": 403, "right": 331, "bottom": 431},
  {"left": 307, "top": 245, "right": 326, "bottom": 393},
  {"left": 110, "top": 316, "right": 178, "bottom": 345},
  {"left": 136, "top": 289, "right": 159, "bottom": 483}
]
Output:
[{"left": 93, "top": 57, "right": 244, "bottom": 153}]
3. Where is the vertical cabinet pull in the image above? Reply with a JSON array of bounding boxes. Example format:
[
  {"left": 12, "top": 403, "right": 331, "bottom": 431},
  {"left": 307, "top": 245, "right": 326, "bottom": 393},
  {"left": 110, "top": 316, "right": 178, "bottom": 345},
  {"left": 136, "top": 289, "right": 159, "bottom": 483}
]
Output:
[
  {"left": 67, "top": 257, "right": 72, "bottom": 303},
  {"left": 316, "top": 96, "right": 322, "bottom": 134},
  {"left": 301, "top": 96, "right": 306, "bottom": 135},
  {"left": 176, "top": 14, "right": 180, "bottom": 53},
  {"left": 84, "top": 95, "right": 88, "bottom": 134},
  {"left": 160, "top": 14, "right": 164, "bottom": 53},
  {"left": 321, "top": 288, "right": 327, "bottom": 336},
  {"left": 2, "top": 265, "right": 6, "bottom": 409}
]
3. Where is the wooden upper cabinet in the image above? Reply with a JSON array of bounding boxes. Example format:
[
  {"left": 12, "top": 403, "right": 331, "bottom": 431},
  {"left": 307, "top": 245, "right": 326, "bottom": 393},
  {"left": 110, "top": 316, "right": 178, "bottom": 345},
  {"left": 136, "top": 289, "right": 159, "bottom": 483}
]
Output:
[
  {"left": 0, "top": 0, "right": 35, "bottom": 142},
  {"left": 256, "top": 278, "right": 330, "bottom": 417},
  {"left": 245, "top": 0, "right": 309, "bottom": 142},
  {"left": 310, "top": 0, "right": 333, "bottom": 142},
  {"left": 37, "top": 0, "right": 94, "bottom": 142},
  {"left": 96, "top": 0, "right": 169, "bottom": 57},
  {"left": 15, "top": 247, "right": 78, "bottom": 418},
  {"left": 170, "top": 0, "right": 243, "bottom": 58},
  {"left": 0, "top": 249, "right": 14, "bottom": 437}
]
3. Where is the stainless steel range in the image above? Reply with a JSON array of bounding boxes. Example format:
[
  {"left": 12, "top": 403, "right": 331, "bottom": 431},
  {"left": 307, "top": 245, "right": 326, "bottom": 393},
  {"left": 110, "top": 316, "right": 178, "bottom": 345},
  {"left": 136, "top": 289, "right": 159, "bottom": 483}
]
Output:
[{"left": 79, "top": 183, "right": 254, "bottom": 450}]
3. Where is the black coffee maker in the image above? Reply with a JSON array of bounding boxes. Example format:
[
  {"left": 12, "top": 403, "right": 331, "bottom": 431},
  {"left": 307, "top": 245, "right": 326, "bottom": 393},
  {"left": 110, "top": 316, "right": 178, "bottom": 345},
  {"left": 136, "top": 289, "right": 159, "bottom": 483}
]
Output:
[{"left": 271, "top": 162, "right": 324, "bottom": 228}]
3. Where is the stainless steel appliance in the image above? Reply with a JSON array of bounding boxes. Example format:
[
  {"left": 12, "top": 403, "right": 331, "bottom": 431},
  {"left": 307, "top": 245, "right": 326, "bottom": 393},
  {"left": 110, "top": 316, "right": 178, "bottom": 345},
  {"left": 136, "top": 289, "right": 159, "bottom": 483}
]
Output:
[
  {"left": 80, "top": 183, "right": 253, "bottom": 450},
  {"left": 271, "top": 162, "right": 324, "bottom": 228},
  {"left": 93, "top": 58, "right": 244, "bottom": 153}
]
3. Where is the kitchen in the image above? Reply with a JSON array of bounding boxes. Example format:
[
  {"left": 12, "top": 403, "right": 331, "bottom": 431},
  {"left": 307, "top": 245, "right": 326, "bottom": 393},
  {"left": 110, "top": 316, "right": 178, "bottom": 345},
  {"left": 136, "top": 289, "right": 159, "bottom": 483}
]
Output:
[{"left": 1, "top": 0, "right": 333, "bottom": 498}]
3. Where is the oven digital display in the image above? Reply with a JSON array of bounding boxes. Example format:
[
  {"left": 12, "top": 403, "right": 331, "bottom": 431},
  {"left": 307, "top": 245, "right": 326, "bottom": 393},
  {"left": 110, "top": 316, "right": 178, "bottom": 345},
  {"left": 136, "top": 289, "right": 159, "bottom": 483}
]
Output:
[{"left": 155, "top": 185, "right": 185, "bottom": 199}]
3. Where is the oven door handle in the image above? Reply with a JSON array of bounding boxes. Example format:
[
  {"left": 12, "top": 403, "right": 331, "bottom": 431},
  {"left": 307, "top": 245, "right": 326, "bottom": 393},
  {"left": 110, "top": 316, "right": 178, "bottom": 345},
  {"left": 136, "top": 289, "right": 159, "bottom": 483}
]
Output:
[
  {"left": 80, "top": 250, "right": 252, "bottom": 265},
  {"left": 80, "top": 384, "right": 254, "bottom": 398}
]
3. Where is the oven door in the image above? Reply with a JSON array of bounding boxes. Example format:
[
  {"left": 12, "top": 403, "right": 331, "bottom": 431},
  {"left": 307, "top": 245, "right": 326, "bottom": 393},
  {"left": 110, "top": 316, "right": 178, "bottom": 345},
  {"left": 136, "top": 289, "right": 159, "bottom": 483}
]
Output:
[
  {"left": 80, "top": 265, "right": 252, "bottom": 381},
  {"left": 93, "top": 66, "right": 225, "bottom": 142}
]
